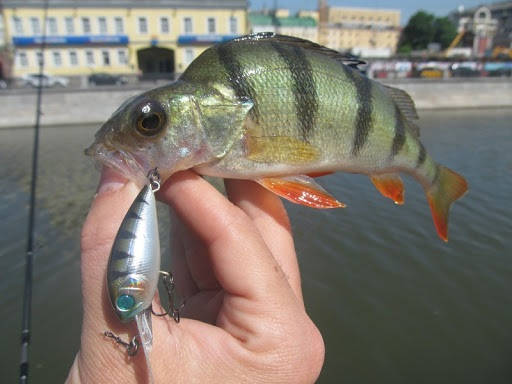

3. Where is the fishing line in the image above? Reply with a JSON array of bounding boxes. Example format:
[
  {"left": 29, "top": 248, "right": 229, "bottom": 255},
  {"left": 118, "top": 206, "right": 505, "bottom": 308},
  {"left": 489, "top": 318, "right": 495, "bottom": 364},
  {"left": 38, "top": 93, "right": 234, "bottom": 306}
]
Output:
[{"left": 20, "top": 0, "right": 49, "bottom": 382}]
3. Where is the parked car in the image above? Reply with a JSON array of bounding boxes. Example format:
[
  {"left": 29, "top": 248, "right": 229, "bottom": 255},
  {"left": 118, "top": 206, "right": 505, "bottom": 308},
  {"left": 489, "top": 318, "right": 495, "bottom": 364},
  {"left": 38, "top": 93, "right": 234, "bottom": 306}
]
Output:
[
  {"left": 486, "top": 68, "right": 512, "bottom": 77},
  {"left": 21, "top": 73, "right": 69, "bottom": 88},
  {"left": 88, "top": 73, "right": 128, "bottom": 86},
  {"left": 451, "top": 67, "right": 480, "bottom": 78},
  {"left": 419, "top": 67, "right": 444, "bottom": 79}
]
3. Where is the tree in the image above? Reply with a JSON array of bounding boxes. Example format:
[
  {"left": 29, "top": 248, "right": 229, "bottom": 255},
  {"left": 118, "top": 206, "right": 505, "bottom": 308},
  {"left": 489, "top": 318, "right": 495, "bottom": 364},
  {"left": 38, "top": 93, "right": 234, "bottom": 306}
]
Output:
[
  {"left": 434, "top": 16, "right": 458, "bottom": 49},
  {"left": 398, "top": 11, "right": 457, "bottom": 53}
]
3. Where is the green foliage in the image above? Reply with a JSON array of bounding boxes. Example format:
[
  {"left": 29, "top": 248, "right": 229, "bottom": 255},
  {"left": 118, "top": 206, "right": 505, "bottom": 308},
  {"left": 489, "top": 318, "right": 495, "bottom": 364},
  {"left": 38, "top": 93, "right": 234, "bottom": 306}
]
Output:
[
  {"left": 399, "top": 11, "right": 457, "bottom": 52},
  {"left": 398, "top": 43, "right": 412, "bottom": 54},
  {"left": 434, "top": 17, "right": 458, "bottom": 49}
]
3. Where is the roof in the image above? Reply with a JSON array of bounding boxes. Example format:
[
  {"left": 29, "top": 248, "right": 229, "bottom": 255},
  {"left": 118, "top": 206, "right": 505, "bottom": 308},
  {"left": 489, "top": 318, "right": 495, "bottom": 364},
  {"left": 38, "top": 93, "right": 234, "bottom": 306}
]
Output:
[
  {"left": 248, "top": 13, "right": 274, "bottom": 26},
  {"left": 248, "top": 13, "right": 317, "bottom": 27},
  {"left": 455, "top": 1, "right": 512, "bottom": 16},
  {"left": 278, "top": 17, "right": 317, "bottom": 27},
  {"left": 1, "top": 0, "right": 248, "bottom": 9}
]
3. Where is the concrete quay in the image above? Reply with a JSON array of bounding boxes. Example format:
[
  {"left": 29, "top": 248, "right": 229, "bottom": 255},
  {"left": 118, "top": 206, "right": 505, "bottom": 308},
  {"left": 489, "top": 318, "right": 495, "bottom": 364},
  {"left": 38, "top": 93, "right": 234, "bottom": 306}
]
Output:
[{"left": 0, "top": 78, "right": 511, "bottom": 128}]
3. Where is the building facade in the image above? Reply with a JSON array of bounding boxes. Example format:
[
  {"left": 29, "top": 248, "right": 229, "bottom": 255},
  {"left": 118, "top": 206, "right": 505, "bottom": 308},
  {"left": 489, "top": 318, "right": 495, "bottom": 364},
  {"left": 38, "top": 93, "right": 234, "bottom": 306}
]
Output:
[
  {"left": 451, "top": 2, "right": 511, "bottom": 57},
  {"left": 318, "top": 3, "right": 401, "bottom": 58},
  {"left": 0, "top": 0, "right": 247, "bottom": 79}
]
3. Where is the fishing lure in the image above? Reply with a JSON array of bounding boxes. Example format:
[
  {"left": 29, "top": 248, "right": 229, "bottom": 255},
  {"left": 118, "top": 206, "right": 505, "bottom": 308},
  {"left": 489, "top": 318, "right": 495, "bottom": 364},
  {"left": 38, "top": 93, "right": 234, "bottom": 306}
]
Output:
[{"left": 104, "top": 170, "right": 180, "bottom": 378}]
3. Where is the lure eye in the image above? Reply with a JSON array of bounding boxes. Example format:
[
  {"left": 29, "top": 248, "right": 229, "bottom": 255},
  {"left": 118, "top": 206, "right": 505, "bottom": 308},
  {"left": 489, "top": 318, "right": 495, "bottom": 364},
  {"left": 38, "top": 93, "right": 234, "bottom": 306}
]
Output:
[
  {"left": 135, "top": 100, "right": 166, "bottom": 137},
  {"left": 116, "top": 294, "right": 136, "bottom": 312}
]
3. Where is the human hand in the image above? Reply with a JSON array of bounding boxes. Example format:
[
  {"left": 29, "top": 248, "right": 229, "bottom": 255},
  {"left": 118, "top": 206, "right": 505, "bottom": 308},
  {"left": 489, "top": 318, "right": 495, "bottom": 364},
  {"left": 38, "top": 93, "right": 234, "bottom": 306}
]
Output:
[{"left": 66, "top": 168, "right": 324, "bottom": 383}]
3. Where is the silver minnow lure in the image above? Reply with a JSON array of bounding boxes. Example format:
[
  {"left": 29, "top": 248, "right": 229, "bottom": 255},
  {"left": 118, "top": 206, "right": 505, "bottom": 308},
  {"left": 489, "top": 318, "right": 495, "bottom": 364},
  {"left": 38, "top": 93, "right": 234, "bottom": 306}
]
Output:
[{"left": 107, "top": 184, "right": 160, "bottom": 323}]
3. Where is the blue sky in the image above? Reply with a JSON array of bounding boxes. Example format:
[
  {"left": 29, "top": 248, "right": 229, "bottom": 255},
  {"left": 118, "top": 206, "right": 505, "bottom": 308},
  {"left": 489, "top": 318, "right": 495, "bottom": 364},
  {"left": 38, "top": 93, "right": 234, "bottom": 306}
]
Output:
[{"left": 249, "top": 0, "right": 491, "bottom": 24}]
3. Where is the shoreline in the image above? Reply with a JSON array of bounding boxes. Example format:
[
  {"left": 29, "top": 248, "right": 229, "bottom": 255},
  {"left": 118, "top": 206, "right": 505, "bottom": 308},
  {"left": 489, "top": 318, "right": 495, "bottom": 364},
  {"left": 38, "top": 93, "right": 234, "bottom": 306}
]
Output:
[{"left": 1, "top": 78, "right": 511, "bottom": 128}]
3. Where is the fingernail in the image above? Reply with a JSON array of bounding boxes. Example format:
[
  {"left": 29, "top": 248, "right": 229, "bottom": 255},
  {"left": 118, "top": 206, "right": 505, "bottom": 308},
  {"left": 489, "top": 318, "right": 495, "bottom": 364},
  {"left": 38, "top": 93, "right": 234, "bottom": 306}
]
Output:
[{"left": 96, "top": 167, "right": 128, "bottom": 196}]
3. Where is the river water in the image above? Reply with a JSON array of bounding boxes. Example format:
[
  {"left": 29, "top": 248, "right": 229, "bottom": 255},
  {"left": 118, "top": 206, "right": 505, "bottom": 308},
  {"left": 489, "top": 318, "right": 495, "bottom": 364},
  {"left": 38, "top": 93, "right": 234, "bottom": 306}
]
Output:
[{"left": 1, "top": 108, "right": 511, "bottom": 383}]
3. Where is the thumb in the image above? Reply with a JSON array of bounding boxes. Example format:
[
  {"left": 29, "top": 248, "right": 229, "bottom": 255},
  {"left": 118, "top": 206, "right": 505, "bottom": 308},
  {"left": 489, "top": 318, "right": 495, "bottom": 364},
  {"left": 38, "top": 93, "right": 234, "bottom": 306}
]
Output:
[
  {"left": 78, "top": 167, "right": 144, "bottom": 376},
  {"left": 81, "top": 167, "right": 139, "bottom": 317}
]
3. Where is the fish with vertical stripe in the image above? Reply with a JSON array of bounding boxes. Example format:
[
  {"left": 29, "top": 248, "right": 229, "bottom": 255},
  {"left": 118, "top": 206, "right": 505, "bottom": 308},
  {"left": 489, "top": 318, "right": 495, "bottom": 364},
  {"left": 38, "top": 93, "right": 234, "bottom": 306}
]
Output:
[{"left": 87, "top": 33, "right": 468, "bottom": 242}]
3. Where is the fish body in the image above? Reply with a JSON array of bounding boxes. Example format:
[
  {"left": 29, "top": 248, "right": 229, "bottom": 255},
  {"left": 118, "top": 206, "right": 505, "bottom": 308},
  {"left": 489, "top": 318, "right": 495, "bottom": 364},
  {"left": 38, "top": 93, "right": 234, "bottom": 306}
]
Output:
[
  {"left": 87, "top": 33, "right": 467, "bottom": 241},
  {"left": 107, "top": 184, "right": 160, "bottom": 322}
]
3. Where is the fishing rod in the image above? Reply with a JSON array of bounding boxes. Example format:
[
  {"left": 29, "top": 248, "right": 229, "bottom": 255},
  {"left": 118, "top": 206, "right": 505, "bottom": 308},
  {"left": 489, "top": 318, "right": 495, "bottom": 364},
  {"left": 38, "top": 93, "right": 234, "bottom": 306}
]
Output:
[{"left": 20, "top": 0, "right": 50, "bottom": 382}]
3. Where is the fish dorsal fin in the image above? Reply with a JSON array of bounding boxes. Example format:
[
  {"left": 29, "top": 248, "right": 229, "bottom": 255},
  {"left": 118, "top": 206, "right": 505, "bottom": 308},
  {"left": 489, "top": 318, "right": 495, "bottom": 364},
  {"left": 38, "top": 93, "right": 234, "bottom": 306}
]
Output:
[
  {"left": 405, "top": 119, "right": 421, "bottom": 138},
  {"left": 383, "top": 85, "right": 419, "bottom": 120},
  {"left": 232, "top": 32, "right": 366, "bottom": 69}
]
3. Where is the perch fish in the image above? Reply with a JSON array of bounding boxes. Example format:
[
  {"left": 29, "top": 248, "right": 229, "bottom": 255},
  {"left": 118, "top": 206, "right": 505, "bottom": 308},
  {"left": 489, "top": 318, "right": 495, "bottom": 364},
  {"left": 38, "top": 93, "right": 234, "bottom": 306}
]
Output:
[{"left": 86, "top": 33, "right": 468, "bottom": 241}]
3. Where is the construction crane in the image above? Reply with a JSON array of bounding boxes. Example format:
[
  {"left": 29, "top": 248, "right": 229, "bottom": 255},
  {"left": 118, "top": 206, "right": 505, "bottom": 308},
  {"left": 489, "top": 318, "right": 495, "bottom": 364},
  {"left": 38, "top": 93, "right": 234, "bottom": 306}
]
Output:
[
  {"left": 444, "top": 30, "right": 466, "bottom": 57},
  {"left": 491, "top": 46, "right": 512, "bottom": 59}
]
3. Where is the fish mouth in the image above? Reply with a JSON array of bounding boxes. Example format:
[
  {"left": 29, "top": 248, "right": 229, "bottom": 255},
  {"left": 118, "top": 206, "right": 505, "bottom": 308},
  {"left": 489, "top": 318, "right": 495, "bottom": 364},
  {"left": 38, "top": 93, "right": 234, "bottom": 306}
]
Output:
[{"left": 85, "top": 142, "right": 148, "bottom": 186}]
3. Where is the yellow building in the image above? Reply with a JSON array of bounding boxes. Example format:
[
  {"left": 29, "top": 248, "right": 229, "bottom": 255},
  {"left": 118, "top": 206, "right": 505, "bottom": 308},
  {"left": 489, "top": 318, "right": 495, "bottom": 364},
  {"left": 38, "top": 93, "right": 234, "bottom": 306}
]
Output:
[
  {"left": 318, "top": 3, "right": 401, "bottom": 58},
  {"left": 0, "top": 0, "right": 248, "bottom": 79}
]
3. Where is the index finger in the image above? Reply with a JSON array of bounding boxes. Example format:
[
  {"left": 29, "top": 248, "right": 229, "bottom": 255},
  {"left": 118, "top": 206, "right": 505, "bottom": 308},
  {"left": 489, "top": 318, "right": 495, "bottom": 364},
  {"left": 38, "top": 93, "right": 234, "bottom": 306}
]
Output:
[
  {"left": 158, "top": 171, "right": 293, "bottom": 302},
  {"left": 225, "top": 179, "right": 303, "bottom": 304}
]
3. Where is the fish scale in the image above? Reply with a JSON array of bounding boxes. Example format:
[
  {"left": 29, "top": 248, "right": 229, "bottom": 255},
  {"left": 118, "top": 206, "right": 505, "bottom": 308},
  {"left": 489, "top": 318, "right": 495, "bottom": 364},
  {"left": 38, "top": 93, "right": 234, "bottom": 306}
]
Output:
[{"left": 87, "top": 33, "right": 468, "bottom": 241}]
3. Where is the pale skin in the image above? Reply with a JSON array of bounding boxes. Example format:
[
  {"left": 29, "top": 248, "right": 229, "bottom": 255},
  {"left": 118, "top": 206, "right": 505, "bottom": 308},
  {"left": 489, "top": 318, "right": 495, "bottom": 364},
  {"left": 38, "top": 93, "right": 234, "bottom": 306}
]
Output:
[{"left": 66, "top": 168, "right": 325, "bottom": 383}]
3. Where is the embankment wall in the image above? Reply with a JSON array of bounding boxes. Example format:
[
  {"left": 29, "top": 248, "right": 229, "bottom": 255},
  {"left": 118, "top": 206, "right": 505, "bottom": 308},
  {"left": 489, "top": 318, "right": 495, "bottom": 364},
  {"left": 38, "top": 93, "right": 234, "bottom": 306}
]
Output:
[{"left": 0, "top": 79, "right": 511, "bottom": 128}]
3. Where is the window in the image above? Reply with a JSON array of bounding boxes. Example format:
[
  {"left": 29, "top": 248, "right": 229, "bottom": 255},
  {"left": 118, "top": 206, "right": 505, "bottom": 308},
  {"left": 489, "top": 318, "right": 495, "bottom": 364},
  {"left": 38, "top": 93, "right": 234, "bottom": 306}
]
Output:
[
  {"left": 18, "top": 52, "right": 28, "bottom": 67},
  {"left": 138, "top": 17, "right": 148, "bottom": 34},
  {"left": 207, "top": 17, "right": 215, "bottom": 34},
  {"left": 114, "top": 17, "right": 124, "bottom": 34},
  {"left": 13, "top": 17, "right": 24, "bottom": 35},
  {"left": 102, "top": 50, "right": 110, "bottom": 66},
  {"left": 86, "top": 50, "right": 94, "bottom": 65},
  {"left": 52, "top": 51, "right": 62, "bottom": 66},
  {"left": 82, "top": 17, "right": 91, "bottom": 34},
  {"left": 98, "top": 17, "right": 107, "bottom": 34},
  {"left": 184, "top": 17, "right": 192, "bottom": 34},
  {"left": 229, "top": 16, "right": 237, "bottom": 34},
  {"left": 184, "top": 48, "right": 194, "bottom": 65},
  {"left": 36, "top": 51, "right": 43, "bottom": 66},
  {"left": 47, "top": 17, "right": 58, "bottom": 35},
  {"left": 30, "top": 17, "right": 41, "bottom": 35},
  {"left": 69, "top": 51, "right": 78, "bottom": 66},
  {"left": 160, "top": 17, "right": 169, "bottom": 33},
  {"left": 65, "top": 17, "right": 74, "bottom": 34},
  {"left": 117, "top": 50, "right": 127, "bottom": 65}
]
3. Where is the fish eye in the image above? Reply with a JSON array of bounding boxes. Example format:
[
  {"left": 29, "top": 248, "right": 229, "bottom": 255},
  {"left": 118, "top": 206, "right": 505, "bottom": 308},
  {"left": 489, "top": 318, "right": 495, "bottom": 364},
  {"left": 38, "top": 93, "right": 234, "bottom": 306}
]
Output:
[{"left": 135, "top": 100, "right": 166, "bottom": 137}]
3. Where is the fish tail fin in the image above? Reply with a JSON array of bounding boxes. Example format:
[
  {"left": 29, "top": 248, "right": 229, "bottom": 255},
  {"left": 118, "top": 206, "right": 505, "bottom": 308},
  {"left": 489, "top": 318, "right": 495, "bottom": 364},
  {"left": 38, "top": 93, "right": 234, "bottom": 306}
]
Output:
[{"left": 426, "top": 165, "right": 468, "bottom": 242}]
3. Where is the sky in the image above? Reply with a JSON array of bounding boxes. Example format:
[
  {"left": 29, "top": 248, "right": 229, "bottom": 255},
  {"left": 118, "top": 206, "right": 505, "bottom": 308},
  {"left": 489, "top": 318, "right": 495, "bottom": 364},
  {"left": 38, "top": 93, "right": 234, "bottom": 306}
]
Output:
[{"left": 248, "top": 0, "right": 493, "bottom": 25}]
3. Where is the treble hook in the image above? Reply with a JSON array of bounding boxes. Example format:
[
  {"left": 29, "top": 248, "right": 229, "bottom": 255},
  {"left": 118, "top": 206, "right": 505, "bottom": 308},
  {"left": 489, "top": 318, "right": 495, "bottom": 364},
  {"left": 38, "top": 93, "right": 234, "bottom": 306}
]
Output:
[
  {"left": 103, "top": 331, "right": 139, "bottom": 356},
  {"left": 152, "top": 271, "right": 183, "bottom": 323}
]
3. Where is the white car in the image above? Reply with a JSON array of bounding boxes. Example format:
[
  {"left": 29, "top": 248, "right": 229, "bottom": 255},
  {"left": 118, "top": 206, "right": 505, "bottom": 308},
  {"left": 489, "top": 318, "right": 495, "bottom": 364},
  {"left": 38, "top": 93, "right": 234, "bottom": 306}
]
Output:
[{"left": 21, "top": 73, "right": 69, "bottom": 88}]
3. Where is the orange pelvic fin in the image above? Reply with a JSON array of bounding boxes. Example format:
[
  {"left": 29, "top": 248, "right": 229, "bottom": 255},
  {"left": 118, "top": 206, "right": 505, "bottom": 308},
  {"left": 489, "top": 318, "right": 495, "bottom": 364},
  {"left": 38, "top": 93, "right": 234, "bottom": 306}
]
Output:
[
  {"left": 257, "top": 175, "right": 345, "bottom": 209},
  {"left": 370, "top": 173, "right": 405, "bottom": 205},
  {"left": 426, "top": 165, "right": 468, "bottom": 242}
]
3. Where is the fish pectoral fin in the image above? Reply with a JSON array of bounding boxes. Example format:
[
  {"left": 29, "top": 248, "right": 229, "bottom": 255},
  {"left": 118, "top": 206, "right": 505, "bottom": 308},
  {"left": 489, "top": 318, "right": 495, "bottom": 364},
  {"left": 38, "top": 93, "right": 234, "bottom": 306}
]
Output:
[
  {"left": 370, "top": 173, "right": 405, "bottom": 205},
  {"left": 257, "top": 175, "right": 345, "bottom": 209},
  {"left": 246, "top": 135, "right": 319, "bottom": 164}
]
